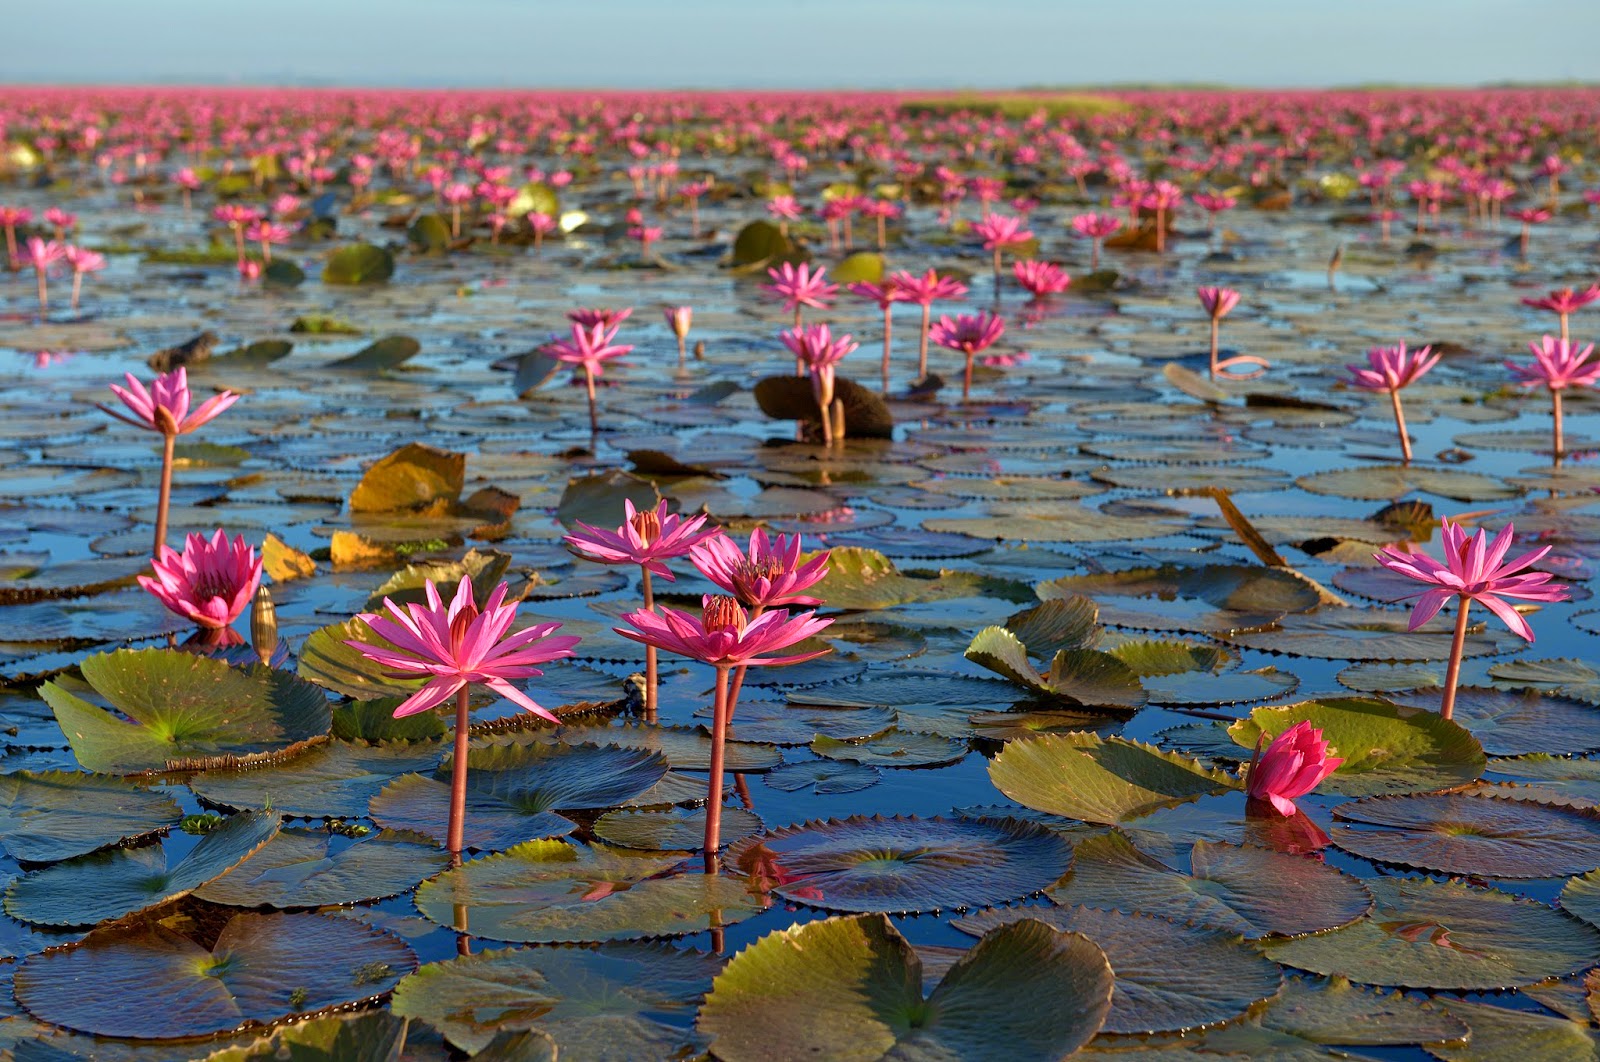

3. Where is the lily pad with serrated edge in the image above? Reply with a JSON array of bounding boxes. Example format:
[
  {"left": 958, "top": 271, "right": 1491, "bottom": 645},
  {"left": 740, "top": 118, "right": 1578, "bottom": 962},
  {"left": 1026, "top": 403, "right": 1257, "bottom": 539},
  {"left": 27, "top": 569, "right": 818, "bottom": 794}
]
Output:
[
  {"left": 534, "top": 723, "right": 782, "bottom": 772},
  {"left": 297, "top": 618, "right": 428, "bottom": 702},
  {"left": 1262, "top": 876, "right": 1600, "bottom": 990},
  {"left": 41, "top": 648, "right": 331, "bottom": 774},
  {"left": 1038, "top": 563, "right": 1319, "bottom": 636},
  {"left": 811, "top": 728, "right": 969, "bottom": 768},
  {"left": 1337, "top": 661, "right": 1442, "bottom": 692},
  {"left": 1297, "top": 465, "right": 1522, "bottom": 502},
  {"left": 954, "top": 904, "right": 1282, "bottom": 1035},
  {"left": 4, "top": 809, "right": 279, "bottom": 926},
  {"left": 1489, "top": 657, "right": 1600, "bottom": 705},
  {"left": 413, "top": 839, "right": 762, "bottom": 943},
  {"left": 713, "top": 701, "right": 895, "bottom": 745},
  {"left": 989, "top": 732, "right": 1236, "bottom": 825},
  {"left": 965, "top": 627, "right": 1147, "bottom": 709},
  {"left": 725, "top": 814, "right": 1072, "bottom": 915},
  {"left": 190, "top": 740, "right": 444, "bottom": 818},
  {"left": 391, "top": 942, "right": 718, "bottom": 1058},
  {"left": 922, "top": 502, "right": 1190, "bottom": 543},
  {"left": 697, "top": 913, "right": 1114, "bottom": 1062},
  {"left": 1228, "top": 697, "right": 1485, "bottom": 796},
  {"left": 1560, "top": 868, "right": 1600, "bottom": 930},
  {"left": 1002, "top": 595, "right": 1101, "bottom": 658},
  {"left": 195, "top": 829, "right": 450, "bottom": 907},
  {"left": 762, "top": 759, "right": 880, "bottom": 795},
  {"left": 13, "top": 911, "right": 415, "bottom": 1039},
  {"left": 1331, "top": 792, "right": 1600, "bottom": 878},
  {"left": 788, "top": 670, "right": 1017, "bottom": 711},
  {"left": 1051, "top": 833, "right": 1371, "bottom": 938},
  {"left": 1389, "top": 686, "right": 1600, "bottom": 756},
  {"left": 202, "top": 1011, "right": 410, "bottom": 1062},
  {"left": 1216, "top": 607, "right": 1523, "bottom": 660},
  {"left": 809, "top": 547, "right": 1033, "bottom": 611},
  {"left": 592, "top": 805, "right": 762, "bottom": 852},
  {"left": 1230, "top": 975, "right": 1469, "bottom": 1053},
  {"left": 1488, "top": 754, "right": 1600, "bottom": 804},
  {"left": 1429, "top": 999, "right": 1600, "bottom": 1062},
  {"left": 0, "top": 772, "right": 180, "bottom": 863},
  {"left": 368, "top": 739, "right": 669, "bottom": 851}
]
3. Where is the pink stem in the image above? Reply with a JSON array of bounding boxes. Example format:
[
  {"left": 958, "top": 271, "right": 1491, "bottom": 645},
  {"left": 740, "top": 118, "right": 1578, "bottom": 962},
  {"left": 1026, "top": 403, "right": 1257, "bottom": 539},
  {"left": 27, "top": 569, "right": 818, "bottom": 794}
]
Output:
[
  {"left": 154, "top": 432, "right": 176, "bottom": 557},
  {"left": 703, "top": 665, "right": 730, "bottom": 861},
  {"left": 1390, "top": 388, "right": 1413, "bottom": 464},
  {"left": 447, "top": 686, "right": 471, "bottom": 856},
  {"left": 642, "top": 567, "right": 658, "bottom": 722},
  {"left": 1439, "top": 599, "right": 1470, "bottom": 722}
]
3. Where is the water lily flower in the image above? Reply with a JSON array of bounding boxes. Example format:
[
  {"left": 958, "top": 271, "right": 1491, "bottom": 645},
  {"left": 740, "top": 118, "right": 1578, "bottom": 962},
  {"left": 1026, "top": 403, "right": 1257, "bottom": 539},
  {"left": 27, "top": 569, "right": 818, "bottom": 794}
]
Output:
[
  {"left": 1521, "top": 284, "right": 1600, "bottom": 342},
  {"left": 930, "top": 310, "right": 1005, "bottom": 401},
  {"left": 1013, "top": 260, "right": 1071, "bottom": 299},
  {"left": 762, "top": 262, "right": 837, "bottom": 328},
  {"left": 546, "top": 320, "right": 633, "bottom": 436},
  {"left": 892, "top": 268, "right": 969, "bottom": 378},
  {"left": 43, "top": 207, "right": 77, "bottom": 240},
  {"left": 348, "top": 575, "right": 580, "bottom": 855},
  {"left": 0, "top": 205, "right": 33, "bottom": 268},
  {"left": 23, "top": 238, "right": 68, "bottom": 313},
  {"left": 848, "top": 279, "right": 910, "bottom": 393},
  {"left": 97, "top": 367, "right": 239, "bottom": 556},
  {"left": 1509, "top": 206, "right": 1551, "bottom": 257},
  {"left": 614, "top": 595, "right": 831, "bottom": 859},
  {"left": 1069, "top": 212, "right": 1122, "bottom": 270},
  {"left": 1375, "top": 520, "right": 1569, "bottom": 720},
  {"left": 63, "top": 245, "right": 106, "bottom": 310},
  {"left": 691, "top": 528, "right": 831, "bottom": 611},
  {"left": 138, "top": 529, "right": 262, "bottom": 640},
  {"left": 1506, "top": 335, "right": 1600, "bottom": 460},
  {"left": 1245, "top": 721, "right": 1343, "bottom": 817},
  {"left": 1344, "top": 343, "right": 1440, "bottom": 463},
  {"left": 973, "top": 212, "right": 1035, "bottom": 288},
  {"left": 664, "top": 306, "right": 693, "bottom": 370},
  {"left": 781, "top": 323, "right": 858, "bottom": 445}
]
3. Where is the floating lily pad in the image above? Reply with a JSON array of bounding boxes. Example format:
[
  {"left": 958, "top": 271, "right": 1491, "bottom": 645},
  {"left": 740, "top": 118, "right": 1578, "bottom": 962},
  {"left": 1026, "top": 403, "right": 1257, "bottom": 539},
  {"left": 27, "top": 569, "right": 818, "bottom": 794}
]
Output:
[
  {"left": 328, "top": 336, "right": 419, "bottom": 372},
  {"left": 924, "top": 503, "right": 1186, "bottom": 543},
  {"left": 413, "top": 840, "right": 761, "bottom": 943},
  {"left": 297, "top": 619, "right": 428, "bottom": 701},
  {"left": 726, "top": 815, "right": 1071, "bottom": 914},
  {"left": 1489, "top": 658, "right": 1600, "bottom": 705},
  {"left": 989, "top": 733, "right": 1235, "bottom": 824},
  {"left": 191, "top": 740, "right": 442, "bottom": 818},
  {"left": 322, "top": 243, "right": 395, "bottom": 285},
  {"left": 811, "top": 547, "right": 1031, "bottom": 611},
  {"left": 195, "top": 829, "right": 450, "bottom": 907},
  {"left": 1430, "top": 999, "right": 1600, "bottom": 1062},
  {"left": 811, "top": 728, "right": 968, "bottom": 768},
  {"left": 719, "top": 701, "right": 896, "bottom": 746},
  {"left": 1297, "top": 466, "right": 1522, "bottom": 502},
  {"left": 1332, "top": 792, "right": 1600, "bottom": 877},
  {"left": 1261, "top": 877, "right": 1600, "bottom": 990},
  {"left": 955, "top": 904, "right": 1283, "bottom": 1035},
  {"left": 1051, "top": 834, "right": 1372, "bottom": 938},
  {"left": 13, "top": 912, "right": 414, "bottom": 1039},
  {"left": 763, "top": 759, "right": 880, "bottom": 795},
  {"left": 1039, "top": 563, "right": 1319, "bottom": 635},
  {"left": 41, "top": 649, "right": 331, "bottom": 774},
  {"left": 369, "top": 739, "right": 669, "bottom": 851},
  {"left": 0, "top": 772, "right": 180, "bottom": 863},
  {"left": 1237, "top": 975, "right": 1468, "bottom": 1055},
  {"left": 1560, "top": 868, "right": 1600, "bottom": 930},
  {"left": 391, "top": 942, "right": 717, "bottom": 1058},
  {"left": 545, "top": 723, "right": 781, "bottom": 772},
  {"left": 592, "top": 805, "right": 762, "bottom": 852},
  {"left": 1229, "top": 698, "right": 1486, "bottom": 796},
  {"left": 965, "top": 627, "right": 1146, "bottom": 709},
  {"left": 698, "top": 913, "right": 1114, "bottom": 1062},
  {"left": 5, "top": 809, "right": 279, "bottom": 926},
  {"left": 1389, "top": 687, "right": 1600, "bottom": 755},
  {"left": 204, "top": 1011, "right": 410, "bottom": 1062},
  {"left": 348, "top": 442, "right": 464, "bottom": 514},
  {"left": 1217, "top": 607, "right": 1522, "bottom": 660}
]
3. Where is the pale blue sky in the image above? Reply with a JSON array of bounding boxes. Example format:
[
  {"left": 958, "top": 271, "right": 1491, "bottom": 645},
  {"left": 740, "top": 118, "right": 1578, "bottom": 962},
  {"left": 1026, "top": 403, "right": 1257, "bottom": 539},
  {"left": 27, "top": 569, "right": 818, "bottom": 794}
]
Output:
[{"left": 8, "top": 0, "right": 1598, "bottom": 88}]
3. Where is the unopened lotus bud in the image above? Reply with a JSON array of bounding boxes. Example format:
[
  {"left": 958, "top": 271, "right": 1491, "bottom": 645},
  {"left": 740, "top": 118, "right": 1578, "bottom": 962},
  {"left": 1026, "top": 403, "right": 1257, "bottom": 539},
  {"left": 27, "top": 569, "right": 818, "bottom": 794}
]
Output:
[
  {"left": 693, "top": 340, "right": 706, "bottom": 361},
  {"left": 251, "top": 584, "right": 277, "bottom": 664}
]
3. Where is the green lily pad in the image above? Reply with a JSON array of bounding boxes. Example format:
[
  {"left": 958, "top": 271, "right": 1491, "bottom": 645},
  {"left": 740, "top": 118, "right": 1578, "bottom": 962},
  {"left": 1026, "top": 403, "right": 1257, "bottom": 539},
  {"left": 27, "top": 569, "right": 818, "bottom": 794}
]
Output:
[
  {"left": 955, "top": 904, "right": 1283, "bottom": 1035},
  {"left": 0, "top": 772, "right": 180, "bottom": 863},
  {"left": 348, "top": 442, "right": 464, "bottom": 514},
  {"left": 829, "top": 252, "right": 885, "bottom": 284},
  {"left": 1246, "top": 975, "right": 1468, "bottom": 1052},
  {"left": 555, "top": 471, "right": 661, "bottom": 530},
  {"left": 327, "top": 335, "right": 421, "bottom": 372},
  {"left": 763, "top": 759, "right": 881, "bottom": 795},
  {"left": 1217, "top": 607, "right": 1523, "bottom": 660},
  {"left": 1489, "top": 658, "right": 1600, "bottom": 705},
  {"left": 1261, "top": 877, "right": 1600, "bottom": 989},
  {"left": 1002, "top": 595, "right": 1101, "bottom": 658},
  {"left": 204, "top": 1011, "right": 410, "bottom": 1062},
  {"left": 697, "top": 913, "right": 1114, "bottom": 1062},
  {"left": 1228, "top": 698, "right": 1486, "bottom": 796},
  {"left": 1039, "top": 564, "right": 1319, "bottom": 634},
  {"left": 1297, "top": 466, "right": 1522, "bottom": 502},
  {"left": 369, "top": 739, "right": 669, "bottom": 851},
  {"left": 1389, "top": 687, "right": 1600, "bottom": 755},
  {"left": 1332, "top": 792, "right": 1600, "bottom": 877},
  {"left": 41, "top": 649, "right": 332, "bottom": 774},
  {"left": 812, "top": 548, "right": 1032, "bottom": 611},
  {"left": 729, "top": 220, "right": 795, "bottom": 267},
  {"left": 592, "top": 805, "right": 762, "bottom": 852},
  {"left": 719, "top": 701, "right": 896, "bottom": 745},
  {"left": 363, "top": 548, "right": 511, "bottom": 611},
  {"left": 1559, "top": 867, "right": 1600, "bottom": 930},
  {"left": 1430, "top": 999, "right": 1600, "bottom": 1062},
  {"left": 195, "top": 829, "right": 450, "bottom": 907},
  {"left": 190, "top": 740, "right": 443, "bottom": 818},
  {"left": 13, "top": 912, "right": 414, "bottom": 1039},
  {"left": 811, "top": 728, "right": 969, "bottom": 768},
  {"left": 391, "top": 942, "right": 717, "bottom": 1058},
  {"left": 543, "top": 723, "right": 782, "bottom": 772},
  {"left": 322, "top": 243, "right": 395, "bottom": 285},
  {"left": 989, "top": 733, "right": 1235, "bottom": 824},
  {"left": 1490, "top": 754, "right": 1600, "bottom": 804},
  {"left": 297, "top": 619, "right": 427, "bottom": 701},
  {"left": 1051, "top": 833, "right": 1372, "bottom": 938},
  {"left": 4, "top": 809, "right": 279, "bottom": 926},
  {"left": 330, "top": 697, "right": 447, "bottom": 743},
  {"left": 965, "top": 627, "right": 1146, "bottom": 709},
  {"left": 725, "top": 815, "right": 1072, "bottom": 914},
  {"left": 924, "top": 503, "right": 1186, "bottom": 543},
  {"left": 413, "top": 840, "right": 761, "bottom": 943}
]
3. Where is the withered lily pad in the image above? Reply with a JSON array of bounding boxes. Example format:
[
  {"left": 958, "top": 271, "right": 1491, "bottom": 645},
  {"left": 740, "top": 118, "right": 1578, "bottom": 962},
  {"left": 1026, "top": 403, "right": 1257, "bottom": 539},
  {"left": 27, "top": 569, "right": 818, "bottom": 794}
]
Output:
[{"left": 698, "top": 914, "right": 1114, "bottom": 1062}]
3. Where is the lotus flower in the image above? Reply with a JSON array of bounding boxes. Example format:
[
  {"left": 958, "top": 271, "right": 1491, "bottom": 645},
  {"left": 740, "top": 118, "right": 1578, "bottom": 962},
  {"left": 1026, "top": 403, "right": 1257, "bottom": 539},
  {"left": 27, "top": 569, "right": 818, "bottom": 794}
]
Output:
[
  {"left": 1245, "top": 721, "right": 1343, "bottom": 817},
  {"left": 138, "top": 529, "right": 262, "bottom": 635},
  {"left": 1345, "top": 343, "right": 1439, "bottom": 462},
  {"left": 930, "top": 311, "right": 1005, "bottom": 400}
]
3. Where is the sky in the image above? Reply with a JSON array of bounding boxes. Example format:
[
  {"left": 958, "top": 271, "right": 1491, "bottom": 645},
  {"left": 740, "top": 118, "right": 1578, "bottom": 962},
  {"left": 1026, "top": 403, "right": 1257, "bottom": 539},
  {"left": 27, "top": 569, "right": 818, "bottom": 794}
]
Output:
[{"left": 7, "top": 0, "right": 1599, "bottom": 90}]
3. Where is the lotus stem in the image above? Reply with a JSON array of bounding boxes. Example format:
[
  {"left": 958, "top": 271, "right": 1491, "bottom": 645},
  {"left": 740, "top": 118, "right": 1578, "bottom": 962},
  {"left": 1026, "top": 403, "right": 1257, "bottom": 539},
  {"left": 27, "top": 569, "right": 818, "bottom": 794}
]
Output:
[
  {"left": 704, "top": 665, "right": 731, "bottom": 862},
  {"left": 963, "top": 352, "right": 975, "bottom": 401},
  {"left": 1208, "top": 319, "right": 1220, "bottom": 378},
  {"left": 880, "top": 307, "right": 893, "bottom": 394},
  {"left": 918, "top": 303, "right": 931, "bottom": 378},
  {"left": 1439, "top": 598, "right": 1470, "bottom": 722},
  {"left": 447, "top": 686, "right": 471, "bottom": 856},
  {"left": 1552, "top": 388, "right": 1565, "bottom": 466},
  {"left": 154, "top": 431, "right": 176, "bottom": 557},
  {"left": 71, "top": 272, "right": 83, "bottom": 311},
  {"left": 641, "top": 566, "right": 658, "bottom": 721},
  {"left": 1389, "top": 388, "right": 1413, "bottom": 464},
  {"left": 583, "top": 363, "right": 599, "bottom": 438},
  {"left": 677, "top": 334, "right": 687, "bottom": 372}
]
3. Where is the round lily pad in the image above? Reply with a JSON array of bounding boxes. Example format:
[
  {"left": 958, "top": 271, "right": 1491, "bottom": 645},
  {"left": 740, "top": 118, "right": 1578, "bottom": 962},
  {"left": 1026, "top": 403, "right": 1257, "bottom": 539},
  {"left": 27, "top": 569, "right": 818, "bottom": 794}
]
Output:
[
  {"left": 40, "top": 648, "right": 332, "bottom": 774},
  {"left": 391, "top": 942, "right": 719, "bottom": 1057},
  {"left": 989, "top": 733, "right": 1235, "bottom": 825},
  {"left": 413, "top": 839, "right": 762, "bottom": 943},
  {"left": 697, "top": 913, "right": 1114, "bottom": 1062},
  {"left": 13, "top": 912, "right": 414, "bottom": 1039},
  {"left": 1429, "top": 999, "right": 1600, "bottom": 1062},
  {"left": 546, "top": 724, "right": 781, "bottom": 772},
  {"left": 1297, "top": 465, "right": 1521, "bottom": 502},
  {"left": 954, "top": 904, "right": 1283, "bottom": 1035},
  {"left": 810, "top": 728, "right": 969, "bottom": 768},
  {"left": 763, "top": 759, "right": 880, "bottom": 795},
  {"left": 5, "top": 809, "right": 280, "bottom": 926},
  {"left": 725, "top": 815, "right": 1072, "bottom": 914},
  {"left": 1217, "top": 607, "right": 1522, "bottom": 660},
  {"left": 592, "top": 805, "right": 763, "bottom": 852},
  {"left": 195, "top": 829, "right": 450, "bottom": 907},
  {"left": 190, "top": 740, "right": 443, "bottom": 818},
  {"left": 0, "top": 772, "right": 180, "bottom": 863},
  {"left": 1051, "top": 834, "right": 1372, "bottom": 938},
  {"left": 1332, "top": 792, "right": 1600, "bottom": 878},
  {"left": 1390, "top": 686, "right": 1600, "bottom": 756},
  {"left": 1250, "top": 975, "right": 1468, "bottom": 1051},
  {"left": 1039, "top": 564, "right": 1319, "bottom": 635},
  {"left": 1559, "top": 868, "right": 1600, "bottom": 930},
  {"left": 1262, "top": 877, "right": 1600, "bottom": 990}
]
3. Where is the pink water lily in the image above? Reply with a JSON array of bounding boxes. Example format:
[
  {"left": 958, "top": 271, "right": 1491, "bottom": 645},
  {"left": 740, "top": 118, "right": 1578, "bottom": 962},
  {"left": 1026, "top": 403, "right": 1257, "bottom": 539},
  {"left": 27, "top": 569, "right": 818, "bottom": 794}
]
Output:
[
  {"left": 1069, "top": 212, "right": 1121, "bottom": 270},
  {"left": 1521, "top": 284, "right": 1600, "bottom": 342},
  {"left": 762, "top": 261, "right": 837, "bottom": 328},
  {"left": 664, "top": 306, "right": 693, "bottom": 370},
  {"left": 692, "top": 528, "right": 831, "bottom": 611},
  {"left": 546, "top": 320, "right": 633, "bottom": 435},
  {"left": 1376, "top": 520, "right": 1569, "bottom": 720},
  {"left": 780, "top": 323, "right": 858, "bottom": 445},
  {"left": 892, "top": 268, "right": 969, "bottom": 378},
  {"left": 1245, "top": 721, "right": 1343, "bottom": 817},
  {"left": 1013, "top": 259, "right": 1071, "bottom": 299},
  {"left": 973, "top": 212, "right": 1034, "bottom": 286},
  {"left": 348, "top": 575, "right": 580, "bottom": 855},
  {"left": 138, "top": 529, "right": 262, "bottom": 633},
  {"left": 930, "top": 310, "right": 1005, "bottom": 401},
  {"left": 1345, "top": 343, "right": 1440, "bottom": 463},
  {"left": 1506, "top": 335, "right": 1600, "bottom": 459}
]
